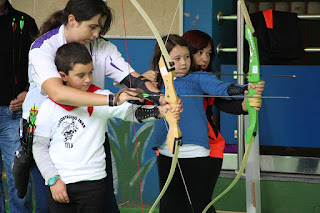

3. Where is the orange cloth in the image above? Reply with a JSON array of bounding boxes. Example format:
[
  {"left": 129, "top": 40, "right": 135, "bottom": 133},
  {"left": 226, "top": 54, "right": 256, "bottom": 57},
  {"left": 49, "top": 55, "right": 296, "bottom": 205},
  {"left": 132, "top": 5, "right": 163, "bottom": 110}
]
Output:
[
  {"left": 203, "top": 97, "right": 225, "bottom": 159},
  {"left": 263, "top": 9, "right": 273, "bottom": 29}
]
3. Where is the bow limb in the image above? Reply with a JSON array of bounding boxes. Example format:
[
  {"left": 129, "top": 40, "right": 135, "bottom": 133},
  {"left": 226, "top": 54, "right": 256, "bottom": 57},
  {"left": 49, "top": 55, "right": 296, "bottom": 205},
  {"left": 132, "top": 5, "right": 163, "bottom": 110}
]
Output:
[
  {"left": 202, "top": 1, "right": 261, "bottom": 212},
  {"left": 129, "top": 0, "right": 182, "bottom": 212}
]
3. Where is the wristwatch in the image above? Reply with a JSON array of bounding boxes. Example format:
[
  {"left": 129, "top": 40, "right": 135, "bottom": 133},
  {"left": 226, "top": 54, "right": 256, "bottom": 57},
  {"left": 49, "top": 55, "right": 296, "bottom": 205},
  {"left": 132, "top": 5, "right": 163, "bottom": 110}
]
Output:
[{"left": 48, "top": 175, "right": 60, "bottom": 186}]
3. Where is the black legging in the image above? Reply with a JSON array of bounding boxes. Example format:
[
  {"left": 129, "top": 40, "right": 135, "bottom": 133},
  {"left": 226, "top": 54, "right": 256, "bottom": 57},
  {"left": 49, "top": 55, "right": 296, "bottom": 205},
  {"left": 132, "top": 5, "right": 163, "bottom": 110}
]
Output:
[{"left": 157, "top": 154, "right": 222, "bottom": 213}]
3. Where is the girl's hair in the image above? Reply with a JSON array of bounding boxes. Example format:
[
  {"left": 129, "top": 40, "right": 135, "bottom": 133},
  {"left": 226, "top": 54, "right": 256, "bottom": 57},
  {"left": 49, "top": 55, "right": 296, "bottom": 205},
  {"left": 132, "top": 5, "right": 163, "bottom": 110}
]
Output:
[
  {"left": 55, "top": 42, "right": 92, "bottom": 75},
  {"left": 182, "top": 30, "right": 215, "bottom": 72},
  {"left": 151, "top": 34, "right": 194, "bottom": 88},
  {"left": 39, "top": 0, "right": 113, "bottom": 36}
]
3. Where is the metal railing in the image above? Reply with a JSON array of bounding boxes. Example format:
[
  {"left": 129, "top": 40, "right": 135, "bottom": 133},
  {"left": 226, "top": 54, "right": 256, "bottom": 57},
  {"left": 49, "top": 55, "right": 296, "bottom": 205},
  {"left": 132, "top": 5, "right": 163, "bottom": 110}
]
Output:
[
  {"left": 217, "top": 11, "right": 320, "bottom": 25},
  {"left": 216, "top": 11, "right": 320, "bottom": 54},
  {"left": 216, "top": 43, "right": 320, "bottom": 55}
]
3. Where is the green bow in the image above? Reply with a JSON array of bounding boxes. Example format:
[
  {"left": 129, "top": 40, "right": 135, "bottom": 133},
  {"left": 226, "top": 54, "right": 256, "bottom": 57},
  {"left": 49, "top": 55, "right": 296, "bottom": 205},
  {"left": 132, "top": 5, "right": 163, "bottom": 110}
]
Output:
[{"left": 202, "top": 0, "right": 261, "bottom": 212}]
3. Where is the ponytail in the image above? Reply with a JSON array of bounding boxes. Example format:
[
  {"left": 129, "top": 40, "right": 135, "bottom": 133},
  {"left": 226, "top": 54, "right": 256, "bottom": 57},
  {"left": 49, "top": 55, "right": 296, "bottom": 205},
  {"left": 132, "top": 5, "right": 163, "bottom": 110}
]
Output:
[
  {"left": 39, "top": 0, "right": 113, "bottom": 37},
  {"left": 39, "top": 10, "right": 66, "bottom": 36}
]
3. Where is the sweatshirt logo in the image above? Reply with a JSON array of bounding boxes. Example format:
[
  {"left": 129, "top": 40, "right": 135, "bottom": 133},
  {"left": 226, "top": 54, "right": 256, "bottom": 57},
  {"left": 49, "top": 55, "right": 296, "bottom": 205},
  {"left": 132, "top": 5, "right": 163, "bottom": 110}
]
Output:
[{"left": 58, "top": 115, "right": 86, "bottom": 149}]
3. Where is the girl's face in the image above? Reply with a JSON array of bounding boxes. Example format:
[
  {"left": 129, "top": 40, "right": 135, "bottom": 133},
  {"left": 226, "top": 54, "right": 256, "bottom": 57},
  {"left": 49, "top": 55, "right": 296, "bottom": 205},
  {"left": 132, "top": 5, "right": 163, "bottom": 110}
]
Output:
[
  {"left": 193, "top": 43, "right": 212, "bottom": 71},
  {"left": 66, "top": 14, "right": 107, "bottom": 45},
  {"left": 169, "top": 45, "right": 191, "bottom": 77}
]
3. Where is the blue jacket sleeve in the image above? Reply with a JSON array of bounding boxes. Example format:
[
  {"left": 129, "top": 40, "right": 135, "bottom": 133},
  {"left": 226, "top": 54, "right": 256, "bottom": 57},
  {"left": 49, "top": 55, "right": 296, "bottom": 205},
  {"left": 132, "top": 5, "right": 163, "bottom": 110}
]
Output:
[{"left": 198, "top": 73, "right": 246, "bottom": 99}]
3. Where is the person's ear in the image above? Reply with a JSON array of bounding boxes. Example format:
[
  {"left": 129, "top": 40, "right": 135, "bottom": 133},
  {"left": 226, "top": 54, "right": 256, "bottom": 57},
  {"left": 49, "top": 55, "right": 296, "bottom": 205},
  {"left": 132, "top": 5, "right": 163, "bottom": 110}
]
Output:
[
  {"left": 68, "top": 14, "right": 77, "bottom": 27},
  {"left": 59, "top": 71, "right": 68, "bottom": 83}
]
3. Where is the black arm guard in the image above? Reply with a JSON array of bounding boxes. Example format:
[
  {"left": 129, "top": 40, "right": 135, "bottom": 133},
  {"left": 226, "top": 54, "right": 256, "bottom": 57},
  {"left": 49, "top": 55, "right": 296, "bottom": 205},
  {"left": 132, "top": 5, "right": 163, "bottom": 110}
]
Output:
[
  {"left": 214, "top": 98, "right": 248, "bottom": 115},
  {"left": 227, "top": 84, "right": 248, "bottom": 96},
  {"left": 121, "top": 75, "right": 161, "bottom": 104},
  {"left": 135, "top": 106, "right": 160, "bottom": 123}
]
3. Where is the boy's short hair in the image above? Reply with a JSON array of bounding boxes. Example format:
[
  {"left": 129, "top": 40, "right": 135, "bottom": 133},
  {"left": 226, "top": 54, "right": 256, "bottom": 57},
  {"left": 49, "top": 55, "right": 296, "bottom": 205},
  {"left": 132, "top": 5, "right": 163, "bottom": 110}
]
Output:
[{"left": 55, "top": 42, "right": 92, "bottom": 74}]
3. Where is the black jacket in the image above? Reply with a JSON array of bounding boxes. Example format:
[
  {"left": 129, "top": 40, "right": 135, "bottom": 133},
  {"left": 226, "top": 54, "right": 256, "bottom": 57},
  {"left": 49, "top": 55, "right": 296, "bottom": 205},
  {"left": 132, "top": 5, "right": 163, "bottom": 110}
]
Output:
[
  {"left": 247, "top": 10, "right": 303, "bottom": 66},
  {"left": 0, "top": 1, "right": 38, "bottom": 106}
]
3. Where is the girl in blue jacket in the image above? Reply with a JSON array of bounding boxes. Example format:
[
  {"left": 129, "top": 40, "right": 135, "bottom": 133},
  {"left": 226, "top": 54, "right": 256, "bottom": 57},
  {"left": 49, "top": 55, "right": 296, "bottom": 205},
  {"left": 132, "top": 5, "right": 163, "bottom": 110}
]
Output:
[{"left": 149, "top": 34, "right": 264, "bottom": 213}]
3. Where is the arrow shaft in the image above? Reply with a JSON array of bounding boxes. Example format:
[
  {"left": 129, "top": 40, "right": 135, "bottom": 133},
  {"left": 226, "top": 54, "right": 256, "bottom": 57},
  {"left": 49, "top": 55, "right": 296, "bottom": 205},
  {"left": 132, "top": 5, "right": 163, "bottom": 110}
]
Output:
[
  {"left": 174, "top": 72, "right": 295, "bottom": 78},
  {"left": 144, "top": 94, "right": 289, "bottom": 99}
]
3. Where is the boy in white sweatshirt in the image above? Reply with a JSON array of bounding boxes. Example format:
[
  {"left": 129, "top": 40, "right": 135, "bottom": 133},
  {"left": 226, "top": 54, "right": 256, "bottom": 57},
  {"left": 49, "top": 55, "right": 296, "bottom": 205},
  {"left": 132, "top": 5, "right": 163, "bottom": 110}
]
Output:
[{"left": 33, "top": 42, "right": 177, "bottom": 213}]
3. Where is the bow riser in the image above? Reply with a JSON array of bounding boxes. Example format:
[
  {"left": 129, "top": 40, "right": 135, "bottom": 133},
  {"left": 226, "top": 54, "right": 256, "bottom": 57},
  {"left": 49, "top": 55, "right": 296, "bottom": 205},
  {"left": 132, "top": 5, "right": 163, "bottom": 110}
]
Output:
[
  {"left": 244, "top": 25, "right": 261, "bottom": 144},
  {"left": 159, "top": 57, "right": 182, "bottom": 153}
]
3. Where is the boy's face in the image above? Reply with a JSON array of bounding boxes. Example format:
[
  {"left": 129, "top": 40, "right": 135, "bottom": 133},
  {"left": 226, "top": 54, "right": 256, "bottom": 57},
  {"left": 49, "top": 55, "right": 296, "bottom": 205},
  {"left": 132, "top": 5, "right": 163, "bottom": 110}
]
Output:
[{"left": 60, "top": 62, "right": 93, "bottom": 91}]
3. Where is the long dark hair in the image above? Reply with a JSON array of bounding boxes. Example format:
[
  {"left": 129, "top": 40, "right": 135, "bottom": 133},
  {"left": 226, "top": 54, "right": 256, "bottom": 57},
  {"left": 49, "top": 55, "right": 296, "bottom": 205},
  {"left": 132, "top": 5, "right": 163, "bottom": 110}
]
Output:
[
  {"left": 151, "top": 34, "right": 194, "bottom": 89},
  {"left": 39, "top": 0, "right": 113, "bottom": 36},
  {"left": 182, "top": 30, "right": 215, "bottom": 72}
]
